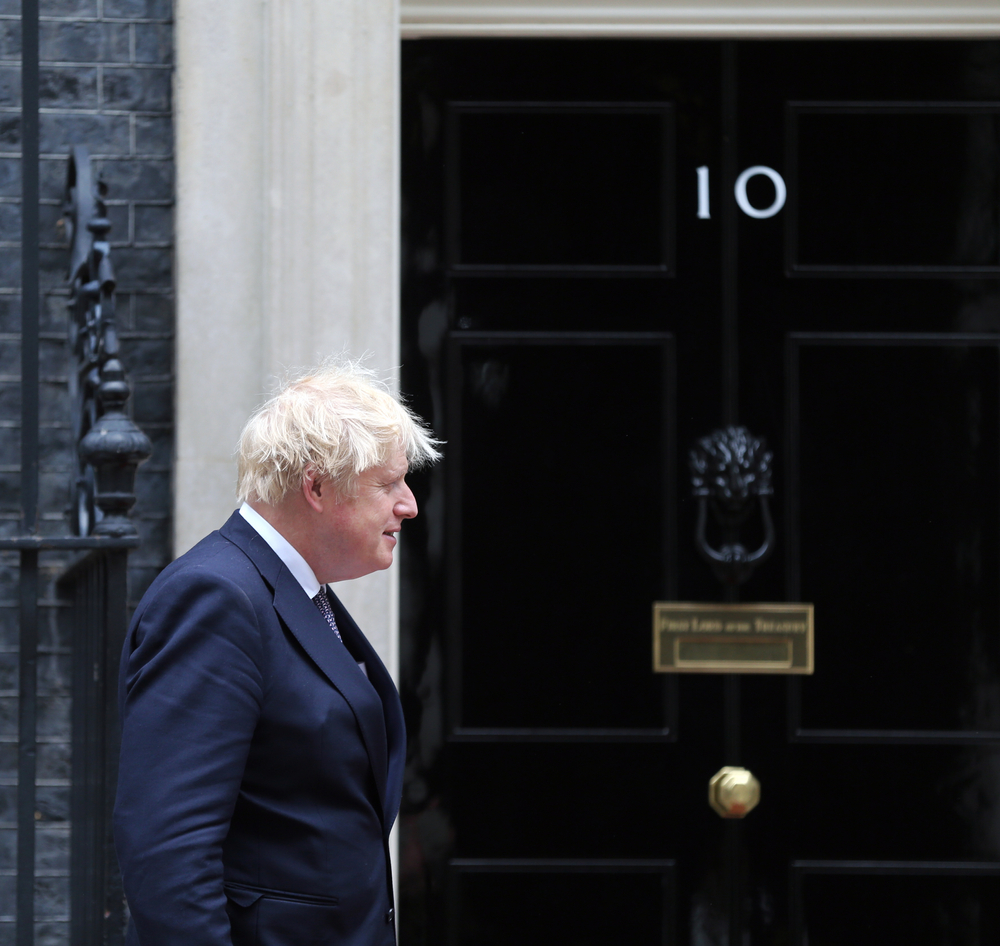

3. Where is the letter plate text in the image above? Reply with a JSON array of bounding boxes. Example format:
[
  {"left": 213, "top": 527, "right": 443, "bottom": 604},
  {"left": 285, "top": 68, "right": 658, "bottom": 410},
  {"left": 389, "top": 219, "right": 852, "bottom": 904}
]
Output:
[{"left": 653, "top": 602, "right": 814, "bottom": 674}]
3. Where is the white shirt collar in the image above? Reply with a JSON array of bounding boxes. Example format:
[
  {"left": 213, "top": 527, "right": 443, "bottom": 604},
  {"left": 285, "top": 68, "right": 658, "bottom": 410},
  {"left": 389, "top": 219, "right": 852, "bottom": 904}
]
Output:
[{"left": 239, "top": 502, "right": 322, "bottom": 599}]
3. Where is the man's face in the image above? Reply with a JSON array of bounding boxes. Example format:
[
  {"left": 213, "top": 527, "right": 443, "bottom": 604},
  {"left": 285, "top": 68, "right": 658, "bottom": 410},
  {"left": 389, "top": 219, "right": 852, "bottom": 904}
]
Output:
[{"left": 315, "top": 447, "right": 417, "bottom": 582}]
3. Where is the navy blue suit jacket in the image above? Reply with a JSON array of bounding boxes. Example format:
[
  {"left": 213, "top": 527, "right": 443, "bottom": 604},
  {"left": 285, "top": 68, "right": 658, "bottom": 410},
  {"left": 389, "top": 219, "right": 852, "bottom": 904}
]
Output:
[{"left": 114, "top": 512, "right": 405, "bottom": 946}]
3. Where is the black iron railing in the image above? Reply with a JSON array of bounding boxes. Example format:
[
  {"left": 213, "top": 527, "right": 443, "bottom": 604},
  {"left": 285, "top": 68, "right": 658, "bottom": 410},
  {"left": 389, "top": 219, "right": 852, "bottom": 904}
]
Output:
[
  {"left": 65, "top": 145, "right": 152, "bottom": 542},
  {"left": 4, "top": 4, "right": 151, "bottom": 939},
  {"left": 62, "top": 549, "right": 130, "bottom": 946},
  {"left": 15, "top": 3, "right": 39, "bottom": 936}
]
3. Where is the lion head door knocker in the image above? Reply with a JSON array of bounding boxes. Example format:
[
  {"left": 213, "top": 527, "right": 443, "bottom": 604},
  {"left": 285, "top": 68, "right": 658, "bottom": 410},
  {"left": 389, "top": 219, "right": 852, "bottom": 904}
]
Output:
[{"left": 689, "top": 426, "right": 775, "bottom": 585}]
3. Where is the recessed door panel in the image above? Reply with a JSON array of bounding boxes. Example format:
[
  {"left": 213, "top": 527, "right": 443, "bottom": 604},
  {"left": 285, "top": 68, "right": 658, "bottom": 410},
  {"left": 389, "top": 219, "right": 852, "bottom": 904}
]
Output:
[
  {"left": 794, "top": 868, "right": 1000, "bottom": 945},
  {"left": 448, "top": 335, "right": 674, "bottom": 733},
  {"left": 449, "top": 105, "right": 674, "bottom": 271},
  {"left": 790, "top": 337, "right": 1000, "bottom": 734},
  {"left": 789, "top": 107, "right": 1000, "bottom": 272},
  {"left": 451, "top": 866, "right": 674, "bottom": 946}
]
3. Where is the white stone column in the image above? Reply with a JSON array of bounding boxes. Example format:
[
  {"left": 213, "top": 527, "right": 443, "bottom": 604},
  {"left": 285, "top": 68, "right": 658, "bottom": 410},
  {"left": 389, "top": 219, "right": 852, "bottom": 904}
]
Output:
[
  {"left": 174, "top": 0, "right": 265, "bottom": 560},
  {"left": 175, "top": 0, "right": 401, "bottom": 669}
]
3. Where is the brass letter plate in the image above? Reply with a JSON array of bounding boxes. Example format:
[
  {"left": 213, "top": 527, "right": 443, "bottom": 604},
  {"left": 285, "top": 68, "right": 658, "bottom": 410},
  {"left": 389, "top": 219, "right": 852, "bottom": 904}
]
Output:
[{"left": 653, "top": 602, "right": 814, "bottom": 674}]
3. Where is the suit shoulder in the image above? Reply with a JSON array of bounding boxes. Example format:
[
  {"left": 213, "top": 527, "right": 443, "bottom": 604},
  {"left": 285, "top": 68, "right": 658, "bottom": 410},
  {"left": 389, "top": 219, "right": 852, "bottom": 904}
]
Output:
[
  {"left": 123, "top": 537, "right": 272, "bottom": 688},
  {"left": 131, "top": 530, "right": 272, "bottom": 632},
  {"left": 145, "top": 531, "right": 263, "bottom": 592}
]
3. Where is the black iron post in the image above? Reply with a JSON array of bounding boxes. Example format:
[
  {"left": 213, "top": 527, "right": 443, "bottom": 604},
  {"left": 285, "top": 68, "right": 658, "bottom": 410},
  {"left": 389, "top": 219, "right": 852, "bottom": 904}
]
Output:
[
  {"left": 66, "top": 146, "right": 152, "bottom": 539},
  {"left": 64, "top": 145, "right": 150, "bottom": 946},
  {"left": 16, "top": 4, "right": 40, "bottom": 946}
]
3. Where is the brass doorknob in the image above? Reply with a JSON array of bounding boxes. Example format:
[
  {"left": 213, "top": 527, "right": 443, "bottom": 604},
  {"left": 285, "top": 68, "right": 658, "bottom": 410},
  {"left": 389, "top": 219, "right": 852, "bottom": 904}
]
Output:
[{"left": 708, "top": 766, "right": 760, "bottom": 818}]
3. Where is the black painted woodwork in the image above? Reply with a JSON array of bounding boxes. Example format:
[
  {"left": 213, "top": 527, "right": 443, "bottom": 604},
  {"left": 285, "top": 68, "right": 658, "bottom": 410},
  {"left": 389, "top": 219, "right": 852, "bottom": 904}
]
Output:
[
  {"left": 446, "top": 334, "right": 674, "bottom": 737},
  {"left": 400, "top": 39, "right": 1000, "bottom": 946},
  {"left": 448, "top": 104, "right": 674, "bottom": 272}
]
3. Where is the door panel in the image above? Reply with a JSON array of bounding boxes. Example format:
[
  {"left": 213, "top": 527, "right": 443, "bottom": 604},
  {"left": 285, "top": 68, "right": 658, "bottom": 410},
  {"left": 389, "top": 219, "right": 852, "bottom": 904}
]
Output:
[
  {"left": 400, "top": 39, "right": 1000, "bottom": 946},
  {"left": 450, "top": 105, "right": 673, "bottom": 270},
  {"left": 448, "top": 335, "right": 674, "bottom": 734},
  {"left": 452, "top": 866, "right": 674, "bottom": 946},
  {"left": 790, "top": 337, "right": 1000, "bottom": 735},
  {"left": 793, "top": 868, "right": 1000, "bottom": 944},
  {"left": 789, "top": 107, "right": 1000, "bottom": 272}
]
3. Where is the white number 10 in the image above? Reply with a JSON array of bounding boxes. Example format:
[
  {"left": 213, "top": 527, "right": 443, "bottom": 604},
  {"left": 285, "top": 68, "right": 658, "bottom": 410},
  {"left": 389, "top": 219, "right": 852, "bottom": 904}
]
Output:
[{"left": 696, "top": 165, "right": 787, "bottom": 220}]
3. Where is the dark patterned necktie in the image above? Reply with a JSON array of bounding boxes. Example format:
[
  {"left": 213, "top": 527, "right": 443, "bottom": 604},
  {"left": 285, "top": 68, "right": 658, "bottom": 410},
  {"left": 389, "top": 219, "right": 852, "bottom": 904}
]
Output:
[{"left": 313, "top": 588, "right": 343, "bottom": 643}]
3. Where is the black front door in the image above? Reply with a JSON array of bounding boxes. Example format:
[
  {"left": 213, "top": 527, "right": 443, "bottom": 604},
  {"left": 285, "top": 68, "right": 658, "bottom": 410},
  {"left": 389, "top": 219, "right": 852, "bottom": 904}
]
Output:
[{"left": 399, "top": 40, "right": 1000, "bottom": 945}]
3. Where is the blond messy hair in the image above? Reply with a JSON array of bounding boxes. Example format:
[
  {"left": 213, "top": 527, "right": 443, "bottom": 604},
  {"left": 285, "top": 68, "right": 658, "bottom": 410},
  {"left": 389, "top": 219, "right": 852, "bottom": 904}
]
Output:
[{"left": 236, "top": 361, "right": 441, "bottom": 505}]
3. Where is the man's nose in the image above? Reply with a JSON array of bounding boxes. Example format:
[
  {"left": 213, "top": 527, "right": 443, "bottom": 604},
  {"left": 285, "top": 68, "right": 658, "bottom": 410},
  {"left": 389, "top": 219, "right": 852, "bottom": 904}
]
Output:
[{"left": 397, "top": 483, "right": 418, "bottom": 519}]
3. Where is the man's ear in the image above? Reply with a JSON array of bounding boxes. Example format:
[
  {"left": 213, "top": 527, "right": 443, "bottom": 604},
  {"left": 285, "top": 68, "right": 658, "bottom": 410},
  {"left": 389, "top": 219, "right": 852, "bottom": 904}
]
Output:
[{"left": 301, "top": 466, "right": 325, "bottom": 512}]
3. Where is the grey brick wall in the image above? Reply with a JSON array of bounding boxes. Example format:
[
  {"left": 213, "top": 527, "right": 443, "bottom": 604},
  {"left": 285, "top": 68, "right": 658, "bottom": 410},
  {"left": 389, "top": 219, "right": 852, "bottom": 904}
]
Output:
[{"left": 0, "top": 2, "right": 174, "bottom": 943}]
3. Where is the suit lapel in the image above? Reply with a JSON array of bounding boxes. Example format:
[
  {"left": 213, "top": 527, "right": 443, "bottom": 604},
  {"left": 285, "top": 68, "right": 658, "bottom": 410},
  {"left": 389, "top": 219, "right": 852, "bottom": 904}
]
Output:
[
  {"left": 271, "top": 572, "right": 390, "bottom": 817},
  {"left": 220, "top": 512, "right": 390, "bottom": 821},
  {"left": 327, "top": 589, "right": 406, "bottom": 829}
]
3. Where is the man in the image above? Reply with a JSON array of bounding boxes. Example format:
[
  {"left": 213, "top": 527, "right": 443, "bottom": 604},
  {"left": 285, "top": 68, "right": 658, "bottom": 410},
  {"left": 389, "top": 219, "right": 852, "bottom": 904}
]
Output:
[{"left": 114, "top": 362, "right": 440, "bottom": 946}]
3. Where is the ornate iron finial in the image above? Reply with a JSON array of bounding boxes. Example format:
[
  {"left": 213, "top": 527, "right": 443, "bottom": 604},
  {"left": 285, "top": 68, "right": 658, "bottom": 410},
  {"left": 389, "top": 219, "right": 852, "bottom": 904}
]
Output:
[
  {"left": 65, "top": 146, "right": 151, "bottom": 537},
  {"left": 689, "top": 426, "right": 775, "bottom": 585}
]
